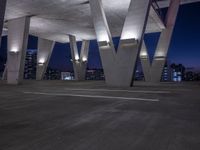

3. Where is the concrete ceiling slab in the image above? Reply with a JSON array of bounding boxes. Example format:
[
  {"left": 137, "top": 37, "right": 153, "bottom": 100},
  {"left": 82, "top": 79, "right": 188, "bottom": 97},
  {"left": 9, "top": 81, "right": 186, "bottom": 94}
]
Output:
[{"left": 3, "top": 0, "right": 200, "bottom": 43}]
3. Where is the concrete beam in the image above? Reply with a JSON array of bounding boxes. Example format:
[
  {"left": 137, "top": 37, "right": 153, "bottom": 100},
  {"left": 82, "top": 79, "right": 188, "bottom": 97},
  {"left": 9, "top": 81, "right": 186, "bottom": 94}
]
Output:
[
  {"left": 7, "top": 17, "right": 30, "bottom": 84},
  {"left": 140, "top": 0, "right": 181, "bottom": 83},
  {"left": 69, "top": 35, "right": 90, "bottom": 81},
  {"left": 89, "top": 0, "right": 151, "bottom": 87},
  {"left": 0, "top": 0, "right": 6, "bottom": 46},
  {"left": 36, "top": 38, "right": 55, "bottom": 80}
]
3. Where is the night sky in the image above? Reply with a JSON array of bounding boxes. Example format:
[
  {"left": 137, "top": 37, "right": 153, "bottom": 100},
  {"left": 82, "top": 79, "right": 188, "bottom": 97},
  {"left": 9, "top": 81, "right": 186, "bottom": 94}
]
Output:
[{"left": 0, "top": 2, "right": 200, "bottom": 72}]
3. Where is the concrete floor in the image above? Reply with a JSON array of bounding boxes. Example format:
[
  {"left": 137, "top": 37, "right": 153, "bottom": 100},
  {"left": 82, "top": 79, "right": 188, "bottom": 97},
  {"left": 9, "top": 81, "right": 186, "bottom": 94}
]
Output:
[{"left": 0, "top": 81, "right": 200, "bottom": 150}]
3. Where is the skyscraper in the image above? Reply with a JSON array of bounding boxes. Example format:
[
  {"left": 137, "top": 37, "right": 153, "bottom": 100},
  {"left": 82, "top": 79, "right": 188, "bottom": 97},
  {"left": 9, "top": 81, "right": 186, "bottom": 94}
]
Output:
[{"left": 24, "top": 49, "right": 37, "bottom": 79}]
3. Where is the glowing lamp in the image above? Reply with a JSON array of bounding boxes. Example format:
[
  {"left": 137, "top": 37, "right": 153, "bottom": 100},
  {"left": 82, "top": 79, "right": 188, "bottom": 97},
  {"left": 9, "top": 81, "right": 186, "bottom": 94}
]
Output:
[
  {"left": 10, "top": 47, "right": 19, "bottom": 53},
  {"left": 121, "top": 31, "right": 138, "bottom": 40},
  {"left": 121, "top": 38, "right": 138, "bottom": 46},
  {"left": 154, "top": 56, "right": 165, "bottom": 60},
  {"left": 75, "top": 55, "right": 80, "bottom": 61},
  {"left": 38, "top": 58, "right": 45, "bottom": 66},
  {"left": 140, "top": 51, "right": 148, "bottom": 59},
  {"left": 82, "top": 57, "right": 87, "bottom": 62},
  {"left": 99, "top": 41, "right": 110, "bottom": 48}
]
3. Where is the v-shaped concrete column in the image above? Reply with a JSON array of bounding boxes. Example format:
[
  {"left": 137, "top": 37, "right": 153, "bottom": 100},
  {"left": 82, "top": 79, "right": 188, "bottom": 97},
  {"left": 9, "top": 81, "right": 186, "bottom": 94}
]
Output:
[
  {"left": 0, "top": 0, "right": 7, "bottom": 46},
  {"left": 69, "top": 35, "right": 90, "bottom": 81},
  {"left": 89, "top": 0, "right": 151, "bottom": 87},
  {"left": 7, "top": 17, "right": 30, "bottom": 84},
  {"left": 36, "top": 38, "right": 55, "bottom": 80},
  {"left": 140, "top": 0, "right": 180, "bottom": 83}
]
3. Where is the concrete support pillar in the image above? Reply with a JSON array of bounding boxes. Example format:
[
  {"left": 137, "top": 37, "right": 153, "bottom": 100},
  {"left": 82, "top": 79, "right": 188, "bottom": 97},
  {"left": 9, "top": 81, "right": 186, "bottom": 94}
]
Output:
[
  {"left": 89, "top": 0, "right": 151, "bottom": 86},
  {"left": 0, "top": 0, "right": 6, "bottom": 46},
  {"left": 140, "top": 0, "right": 180, "bottom": 83},
  {"left": 0, "top": 0, "right": 7, "bottom": 81},
  {"left": 69, "top": 35, "right": 90, "bottom": 81},
  {"left": 7, "top": 17, "right": 30, "bottom": 84},
  {"left": 36, "top": 38, "right": 55, "bottom": 80},
  {"left": 0, "top": 0, "right": 6, "bottom": 29}
]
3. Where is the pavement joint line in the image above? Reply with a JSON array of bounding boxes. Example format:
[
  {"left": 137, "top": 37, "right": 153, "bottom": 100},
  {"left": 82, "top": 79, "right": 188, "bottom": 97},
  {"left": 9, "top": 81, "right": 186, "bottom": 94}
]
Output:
[
  {"left": 64, "top": 88, "right": 171, "bottom": 94},
  {"left": 23, "top": 92, "right": 160, "bottom": 102}
]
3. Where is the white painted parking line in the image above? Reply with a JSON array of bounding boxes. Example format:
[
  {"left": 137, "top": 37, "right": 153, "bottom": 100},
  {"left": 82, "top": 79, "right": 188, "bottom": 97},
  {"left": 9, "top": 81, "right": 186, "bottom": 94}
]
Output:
[
  {"left": 23, "top": 92, "right": 159, "bottom": 102},
  {"left": 64, "top": 88, "right": 171, "bottom": 94}
]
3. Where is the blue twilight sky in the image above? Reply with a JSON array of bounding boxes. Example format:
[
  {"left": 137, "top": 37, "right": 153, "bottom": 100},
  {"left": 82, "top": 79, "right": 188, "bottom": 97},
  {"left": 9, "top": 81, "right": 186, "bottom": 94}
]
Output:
[{"left": 0, "top": 2, "right": 200, "bottom": 72}]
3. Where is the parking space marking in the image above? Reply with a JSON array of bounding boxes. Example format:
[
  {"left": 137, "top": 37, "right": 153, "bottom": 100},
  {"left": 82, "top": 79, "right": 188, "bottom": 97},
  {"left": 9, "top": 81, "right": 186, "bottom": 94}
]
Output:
[
  {"left": 64, "top": 88, "right": 171, "bottom": 94},
  {"left": 24, "top": 92, "right": 159, "bottom": 102}
]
